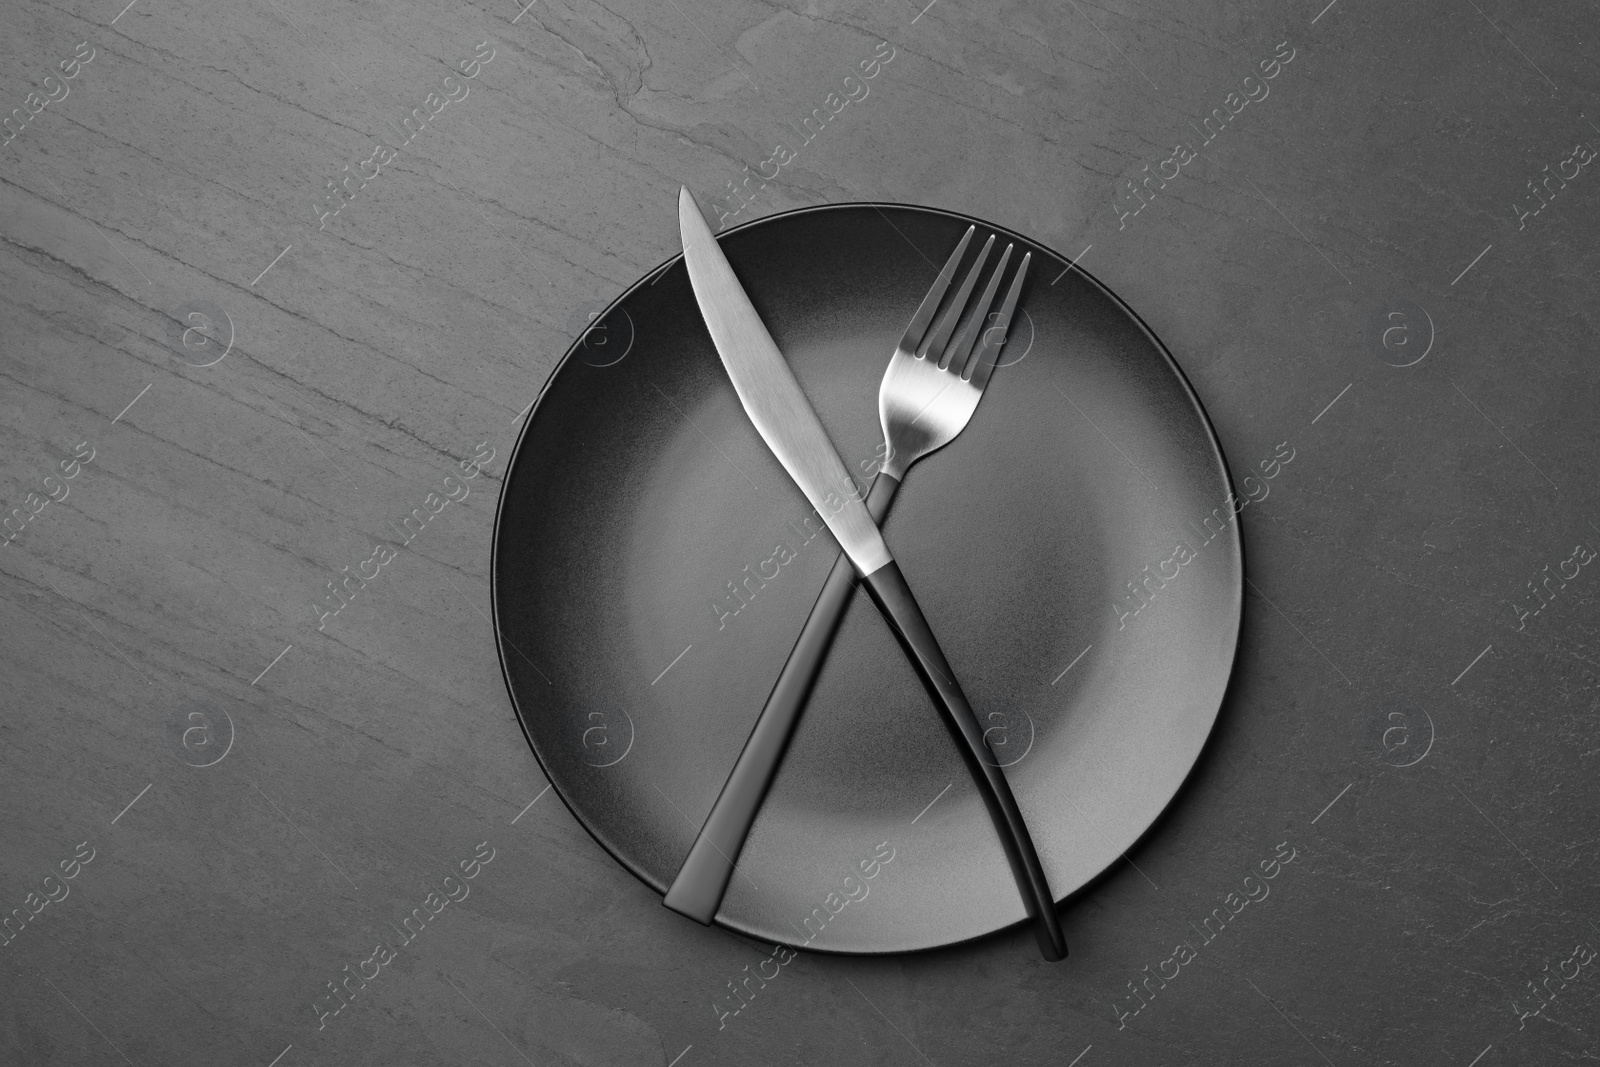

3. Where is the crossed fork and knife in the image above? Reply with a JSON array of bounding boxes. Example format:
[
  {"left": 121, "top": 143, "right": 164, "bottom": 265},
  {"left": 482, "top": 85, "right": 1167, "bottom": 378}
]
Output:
[{"left": 663, "top": 188, "right": 1066, "bottom": 961}]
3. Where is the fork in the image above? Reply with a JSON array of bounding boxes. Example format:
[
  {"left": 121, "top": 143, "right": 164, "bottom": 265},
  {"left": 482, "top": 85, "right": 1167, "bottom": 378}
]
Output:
[{"left": 664, "top": 228, "right": 1063, "bottom": 956}]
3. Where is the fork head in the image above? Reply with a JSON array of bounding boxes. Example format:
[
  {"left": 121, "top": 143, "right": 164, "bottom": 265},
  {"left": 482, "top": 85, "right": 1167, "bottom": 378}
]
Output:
[{"left": 877, "top": 226, "right": 1030, "bottom": 480}]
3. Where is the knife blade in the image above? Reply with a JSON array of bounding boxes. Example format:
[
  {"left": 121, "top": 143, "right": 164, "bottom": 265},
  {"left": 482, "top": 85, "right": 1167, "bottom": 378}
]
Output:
[
  {"left": 670, "top": 187, "right": 1067, "bottom": 961},
  {"left": 676, "top": 188, "right": 890, "bottom": 578}
]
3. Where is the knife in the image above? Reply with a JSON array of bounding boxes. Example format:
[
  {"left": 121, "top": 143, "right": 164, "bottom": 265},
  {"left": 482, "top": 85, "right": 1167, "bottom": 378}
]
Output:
[{"left": 665, "top": 186, "right": 1066, "bottom": 962}]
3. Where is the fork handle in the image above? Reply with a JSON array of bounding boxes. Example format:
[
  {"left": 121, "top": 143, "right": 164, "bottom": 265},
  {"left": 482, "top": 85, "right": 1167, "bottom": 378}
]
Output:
[
  {"left": 664, "top": 474, "right": 1067, "bottom": 962},
  {"left": 858, "top": 560, "right": 1068, "bottom": 962},
  {"left": 664, "top": 473, "right": 902, "bottom": 924}
]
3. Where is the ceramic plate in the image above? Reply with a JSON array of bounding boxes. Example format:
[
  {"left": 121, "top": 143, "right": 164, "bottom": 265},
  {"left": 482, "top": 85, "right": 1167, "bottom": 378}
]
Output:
[{"left": 491, "top": 203, "right": 1242, "bottom": 954}]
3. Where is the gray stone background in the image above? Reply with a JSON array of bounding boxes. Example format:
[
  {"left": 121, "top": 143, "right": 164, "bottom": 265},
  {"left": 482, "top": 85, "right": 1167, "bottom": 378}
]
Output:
[{"left": 2, "top": 0, "right": 1597, "bottom": 1063}]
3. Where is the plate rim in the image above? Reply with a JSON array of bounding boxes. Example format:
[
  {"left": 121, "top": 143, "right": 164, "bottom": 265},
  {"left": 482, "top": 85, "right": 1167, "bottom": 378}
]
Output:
[{"left": 488, "top": 199, "right": 1245, "bottom": 954}]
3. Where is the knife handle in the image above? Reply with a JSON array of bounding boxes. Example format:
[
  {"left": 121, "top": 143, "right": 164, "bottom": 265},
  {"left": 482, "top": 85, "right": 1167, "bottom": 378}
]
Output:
[
  {"left": 663, "top": 472, "right": 902, "bottom": 924},
  {"left": 859, "top": 561, "right": 1068, "bottom": 962}
]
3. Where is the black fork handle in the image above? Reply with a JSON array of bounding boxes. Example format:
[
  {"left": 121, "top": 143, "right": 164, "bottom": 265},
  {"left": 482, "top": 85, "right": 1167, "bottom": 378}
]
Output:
[
  {"left": 663, "top": 473, "right": 1067, "bottom": 962},
  {"left": 860, "top": 560, "right": 1067, "bottom": 962}
]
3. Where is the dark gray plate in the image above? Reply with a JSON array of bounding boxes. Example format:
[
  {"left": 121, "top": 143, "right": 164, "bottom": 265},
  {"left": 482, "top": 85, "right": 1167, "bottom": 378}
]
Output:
[{"left": 491, "top": 203, "right": 1242, "bottom": 954}]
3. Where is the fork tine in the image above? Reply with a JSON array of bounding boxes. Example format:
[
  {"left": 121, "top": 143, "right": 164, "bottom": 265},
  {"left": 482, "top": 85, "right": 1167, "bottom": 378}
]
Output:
[
  {"left": 897, "top": 226, "right": 974, "bottom": 356},
  {"left": 945, "top": 243, "right": 1013, "bottom": 381},
  {"left": 924, "top": 234, "right": 996, "bottom": 368},
  {"left": 965, "top": 251, "right": 1030, "bottom": 389}
]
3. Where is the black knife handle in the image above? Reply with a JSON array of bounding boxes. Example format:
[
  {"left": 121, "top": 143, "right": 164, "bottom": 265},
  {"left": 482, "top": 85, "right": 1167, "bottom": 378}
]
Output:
[
  {"left": 859, "top": 560, "right": 1067, "bottom": 962},
  {"left": 663, "top": 472, "right": 901, "bottom": 924}
]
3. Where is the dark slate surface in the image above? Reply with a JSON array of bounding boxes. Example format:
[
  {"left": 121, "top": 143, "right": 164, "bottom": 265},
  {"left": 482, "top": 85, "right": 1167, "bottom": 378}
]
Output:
[{"left": 2, "top": 0, "right": 1596, "bottom": 1064}]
